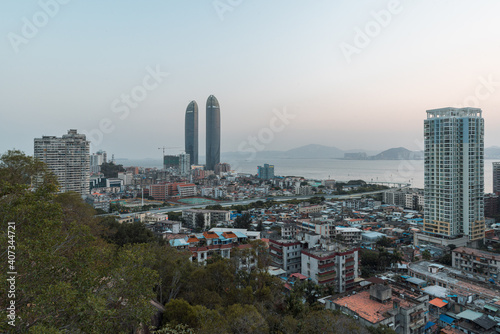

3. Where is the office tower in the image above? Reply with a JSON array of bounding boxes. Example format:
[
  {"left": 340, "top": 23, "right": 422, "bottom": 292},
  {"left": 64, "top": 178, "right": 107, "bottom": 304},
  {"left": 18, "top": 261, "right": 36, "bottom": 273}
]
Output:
[
  {"left": 90, "top": 150, "right": 107, "bottom": 174},
  {"left": 494, "top": 162, "right": 500, "bottom": 194},
  {"left": 185, "top": 100, "right": 198, "bottom": 165},
  {"left": 258, "top": 164, "right": 275, "bottom": 180},
  {"left": 206, "top": 95, "right": 220, "bottom": 171},
  {"left": 179, "top": 152, "right": 191, "bottom": 176},
  {"left": 423, "top": 107, "right": 484, "bottom": 241},
  {"left": 34, "top": 129, "right": 90, "bottom": 195}
]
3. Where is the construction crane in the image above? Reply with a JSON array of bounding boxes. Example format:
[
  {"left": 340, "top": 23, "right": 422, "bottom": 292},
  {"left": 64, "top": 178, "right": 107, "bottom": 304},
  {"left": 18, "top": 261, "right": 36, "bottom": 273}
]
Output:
[{"left": 158, "top": 146, "right": 181, "bottom": 156}]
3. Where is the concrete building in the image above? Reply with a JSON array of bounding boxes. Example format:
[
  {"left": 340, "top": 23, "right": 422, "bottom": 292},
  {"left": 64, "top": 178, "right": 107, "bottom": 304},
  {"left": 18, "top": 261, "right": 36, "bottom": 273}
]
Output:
[
  {"left": 117, "top": 171, "right": 133, "bottom": 185},
  {"left": 421, "top": 107, "right": 485, "bottom": 244},
  {"left": 326, "top": 283, "right": 428, "bottom": 334},
  {"left": 298, "top": 205, "right": 326, "bottom": 214},
  {"left": 257, "top": 163, "right": 275, "bottom": 180},
  {"left": 269, "top": 239, "right": 302, "bottom": 275},
  {"left": 334, "top": 227, "right": 362, "bottom": 243},
  {"left": 163, "top": 155, "right": 180, "bottom": 170},
  {"left": 301, "top": 245, "right": 359, "bottom": 292},
  {"left": 484, "top": 193, "right": 499, "bottom": 218},
  {"left": 182, "top": 209, "right": 230, "bottom": 229},
  {"left": 215, "top": 162, "right": 231, "bottom": 175},
  {"left": 90, "top": 150, "right": 106, "bottom": 174},
  {"left": 452, "top": 247, "right": 500, "bottom": 278},
  {"left": 323, "top": 179, "right": 336, "bottom": 189},
  {"left": 179, "top": 152, "right": 190, "bottom": 176},
  {"left": 296, "top": 185, "right": 312, "bottom": 196},
  {"left": 34, "top": 129, "right": 90, "bottom": 195},
  {"left": 494, "top": 162, "right": 500, "bottom": 195},
  {"left": 177, "top": 183, "right": 196, "bottom": 197},
  {"left": 206, "top": 95, "right": 220, "bottom": 171}
]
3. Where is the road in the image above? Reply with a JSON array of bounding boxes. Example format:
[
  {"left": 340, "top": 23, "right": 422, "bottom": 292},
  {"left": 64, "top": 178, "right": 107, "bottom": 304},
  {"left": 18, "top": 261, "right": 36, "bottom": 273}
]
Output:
[{"left": 115, "top": 186, "right": 408, "bottom": 217}]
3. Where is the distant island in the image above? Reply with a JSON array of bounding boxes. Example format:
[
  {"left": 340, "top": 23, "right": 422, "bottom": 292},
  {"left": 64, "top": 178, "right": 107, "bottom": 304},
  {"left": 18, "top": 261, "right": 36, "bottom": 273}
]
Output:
[
  {"left": 221, "top": 144, "right": 423, "bottom": 160},
  {"left": 221, "top": 144, "right": 500, "bottom": 161}
]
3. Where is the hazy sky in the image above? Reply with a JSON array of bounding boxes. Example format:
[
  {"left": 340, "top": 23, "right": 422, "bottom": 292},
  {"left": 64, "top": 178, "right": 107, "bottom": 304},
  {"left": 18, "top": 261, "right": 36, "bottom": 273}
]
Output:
[{"left": 2, "top": 0, "right": 500, "bottom": 159}]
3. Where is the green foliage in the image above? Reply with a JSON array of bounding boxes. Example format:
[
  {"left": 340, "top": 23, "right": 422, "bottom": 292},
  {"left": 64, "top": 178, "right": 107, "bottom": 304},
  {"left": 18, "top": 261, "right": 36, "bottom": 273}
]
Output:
[
  {"left": 0, "top": 150, "right": 398, "bottom": 334},
  {"left": 234, "top": 212, "right": 252, "bottom": 229},
  {"left": 195, "top": 213, "right": 205, "bottom": 232},
  {"left": 360, "top": 249, "right": 403, "bottom": 276},
  {"left": 438, "top": 253, "right": 452, "bottom": 266},
  {"left": 422, "top": 249, "right": 432, "bottom": 260},
  {"left": 99, "top": 217, "right": 159, "bottom": 246},
  {"left": 0, "top": 151, "right": 159, "bottom": 333},
  {"left": 204, "top": 204, "right": 224, "bottom": 210},
  {"left": 376, "top": 236, "right": 392, "bottom": 248},
  {"left": 367, "top": 325, "right": 397, "bottom": 334}
]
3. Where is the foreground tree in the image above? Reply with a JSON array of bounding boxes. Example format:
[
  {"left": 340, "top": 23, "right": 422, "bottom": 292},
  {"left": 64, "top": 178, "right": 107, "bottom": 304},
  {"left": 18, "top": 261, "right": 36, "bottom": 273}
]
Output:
[{"left": 0, "top": 151, "right": 158, "bottom": 333}]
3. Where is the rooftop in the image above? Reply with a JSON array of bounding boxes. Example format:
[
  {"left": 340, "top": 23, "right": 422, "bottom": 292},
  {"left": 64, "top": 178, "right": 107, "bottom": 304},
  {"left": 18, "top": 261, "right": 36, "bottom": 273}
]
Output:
[
  {"left": 454, "top": 246, "right": 500, "bottom": 261},
  {"left": 332, "top": 290, "right": 414, "bottom": 324}
]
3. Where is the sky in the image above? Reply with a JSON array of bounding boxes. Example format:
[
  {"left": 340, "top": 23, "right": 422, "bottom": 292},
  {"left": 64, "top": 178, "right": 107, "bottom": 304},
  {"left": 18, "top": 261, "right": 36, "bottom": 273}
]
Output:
[{"left": 2, "top": 0, "right": 500, "bottom": 159}]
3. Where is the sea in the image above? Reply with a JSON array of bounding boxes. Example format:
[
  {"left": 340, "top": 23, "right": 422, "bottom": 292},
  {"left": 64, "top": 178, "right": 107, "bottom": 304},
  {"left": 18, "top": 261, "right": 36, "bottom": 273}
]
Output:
[{"left": 115, "top": 158, "right": 498, "bottom": 193}]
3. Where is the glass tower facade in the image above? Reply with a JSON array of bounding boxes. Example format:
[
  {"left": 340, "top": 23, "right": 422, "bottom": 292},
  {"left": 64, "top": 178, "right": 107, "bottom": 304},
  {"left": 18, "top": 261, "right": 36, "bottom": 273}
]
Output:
[
  {"left": 185, "top": 100, "right": 198, "bottom": 165},
  {"left": 206, "top": 95, "right": 220, "bottom": 171}
]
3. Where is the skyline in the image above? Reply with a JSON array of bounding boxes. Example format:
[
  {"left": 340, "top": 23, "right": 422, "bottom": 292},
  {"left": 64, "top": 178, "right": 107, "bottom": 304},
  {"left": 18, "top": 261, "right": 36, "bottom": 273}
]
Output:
[{"left": 3, "top": 1, "right": 500, "bottom": 159}]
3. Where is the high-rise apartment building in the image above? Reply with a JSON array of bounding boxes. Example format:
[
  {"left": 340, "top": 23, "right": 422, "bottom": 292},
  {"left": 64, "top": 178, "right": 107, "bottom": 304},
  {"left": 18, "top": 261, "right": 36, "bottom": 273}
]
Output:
[
  {"left": 206, "top": 95, "right": 220, "bottom": 171},
  {"left": 258, "top": 164, "right": 274, "bottom": 180},
  {"left": 423, "top": 107, "right": 484, "bottom": 241},
  {"left": 179, "top": 152, "right": 191, "bottom": 176},
  {"left": 90, "top": 150, "right": 107, "bottom": 174},
  {"left": 185, "top": 100, "right": 198, "bottom": 165},
  {"left": 34, "top": 129, "right": 90, "bottom": 195},
  {"left": 494, "top": 162, "right": 500, "bottom": 194}
]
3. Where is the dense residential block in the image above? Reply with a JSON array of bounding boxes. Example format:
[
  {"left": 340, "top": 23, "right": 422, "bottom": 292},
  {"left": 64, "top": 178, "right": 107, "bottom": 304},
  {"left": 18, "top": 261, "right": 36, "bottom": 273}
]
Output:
[
  {"left": 34, "top": 129, "right": 90, "bottom": 195},
  {"left": 301, "top": 244, "right": 359, "bottom": 292}
]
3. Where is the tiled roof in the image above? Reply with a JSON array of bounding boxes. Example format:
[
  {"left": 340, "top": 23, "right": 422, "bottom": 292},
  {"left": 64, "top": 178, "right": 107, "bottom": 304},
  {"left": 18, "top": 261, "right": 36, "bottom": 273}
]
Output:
[
  {"left": 186, "top": 236, "right": 199, "bottom": 243},
  {"left": 222, "top": 232, "right": 237, "bottom": 239},
  {"left": 290, "top": 273, "right": 308, "bottom": 280},
  {"left": 333, "top": 290, "right": 414, "bottom": 324},
  {"left": 203, "top": 231, "right": 219, "bottom": 239},
  {"left": 429, "top": 298, "right": 447, "bottom": 308}
]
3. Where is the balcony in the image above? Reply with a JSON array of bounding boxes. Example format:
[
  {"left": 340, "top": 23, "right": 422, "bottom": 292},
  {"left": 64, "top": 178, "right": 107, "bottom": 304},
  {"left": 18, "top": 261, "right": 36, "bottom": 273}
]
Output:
[{"left": 319, "top": 262, "right": 336, "bottom": 269}]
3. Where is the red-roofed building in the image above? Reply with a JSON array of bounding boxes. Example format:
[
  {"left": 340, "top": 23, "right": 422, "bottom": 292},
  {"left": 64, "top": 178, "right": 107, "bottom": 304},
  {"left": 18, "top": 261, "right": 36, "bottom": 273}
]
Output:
[{"left": 326, "top": 284, "right": 429, "bottom": 334}]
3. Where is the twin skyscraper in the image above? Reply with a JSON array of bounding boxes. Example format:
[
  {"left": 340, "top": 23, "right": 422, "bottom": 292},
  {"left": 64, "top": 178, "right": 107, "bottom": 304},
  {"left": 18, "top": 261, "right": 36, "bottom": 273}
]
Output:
[{"left": 184, "top": 95, "right": 220, "bottom": 170}]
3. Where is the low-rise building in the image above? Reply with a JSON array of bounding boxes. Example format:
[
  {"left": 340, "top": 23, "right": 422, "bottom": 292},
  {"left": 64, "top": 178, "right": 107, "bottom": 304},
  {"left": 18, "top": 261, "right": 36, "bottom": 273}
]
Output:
[
  {"left": 452, "top": 247, "right": 500, "bottom": 278},
  {"left": 301, "top": 244, "right": 359, "bottom": 292},
  {"left": 182, "top": 209, "right": 230, "bottom": 229},
  {"left": 269, "top": 239, "right": 302, "bottom": 275},
  {"left": 334, "top": 227, "right": 362, "bottom": 243},
  {"left": 298, "top": 205, "right": 326, "bottom": 214},
  {"left": 326, "top": 283, "right": 428, "bottom": 334}
]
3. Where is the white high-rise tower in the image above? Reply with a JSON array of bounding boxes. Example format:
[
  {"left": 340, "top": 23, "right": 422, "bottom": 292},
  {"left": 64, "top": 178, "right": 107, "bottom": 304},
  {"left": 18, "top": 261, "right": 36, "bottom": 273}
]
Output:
[
  {"left": 423, "top": 107, "right": 484, "bottom": 242},
  {"left": 34, "top": 129, "right": 90, "bottom": 195}
]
